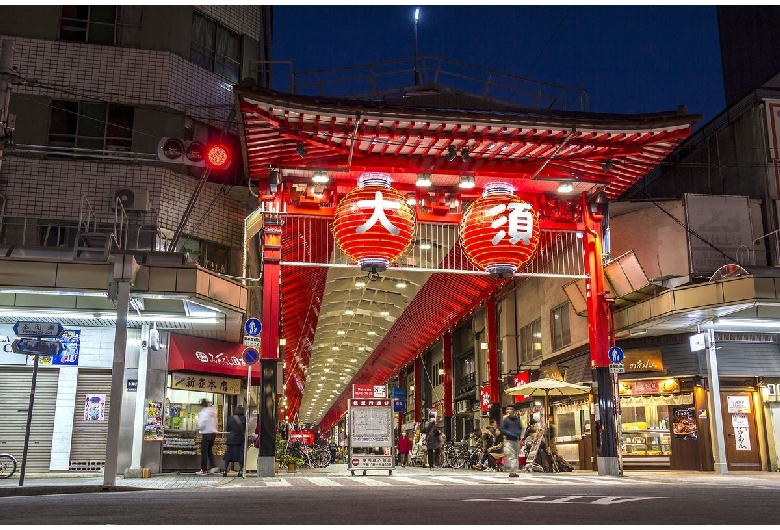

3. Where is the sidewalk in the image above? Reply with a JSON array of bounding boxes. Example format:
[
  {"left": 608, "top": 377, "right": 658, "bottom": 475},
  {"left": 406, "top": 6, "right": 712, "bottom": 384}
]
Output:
[{"left": 2, "top": 464, "right": 779, "bottom": 497}]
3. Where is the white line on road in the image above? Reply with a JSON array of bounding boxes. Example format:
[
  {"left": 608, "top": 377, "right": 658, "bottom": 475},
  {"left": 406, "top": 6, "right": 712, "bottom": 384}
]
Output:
[
  {"left": 304, "top": 477, "right": 344, "bottom": 487},
  {"left": 345, "top": 476, "right": 393, "bottom": 487},
  {"left": 386, "top": 476, "right": 435, "bottom": 485}
]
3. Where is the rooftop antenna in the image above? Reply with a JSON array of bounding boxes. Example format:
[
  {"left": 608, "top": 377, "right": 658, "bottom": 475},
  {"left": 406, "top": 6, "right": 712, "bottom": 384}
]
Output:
[{"left": 413, "top": 7, "right": 420, "bottom": 86}]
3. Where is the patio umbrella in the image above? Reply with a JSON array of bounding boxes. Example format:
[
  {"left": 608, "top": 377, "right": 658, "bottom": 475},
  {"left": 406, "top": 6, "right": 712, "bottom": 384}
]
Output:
[{"left": 504, "top": 378, "right": 591, "bottom": 442}]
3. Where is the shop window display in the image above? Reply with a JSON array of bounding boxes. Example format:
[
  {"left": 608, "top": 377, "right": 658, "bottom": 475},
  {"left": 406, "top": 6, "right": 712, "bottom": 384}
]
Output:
[{"left": 621, "top": 405, "right": 671, "bottom": 456}]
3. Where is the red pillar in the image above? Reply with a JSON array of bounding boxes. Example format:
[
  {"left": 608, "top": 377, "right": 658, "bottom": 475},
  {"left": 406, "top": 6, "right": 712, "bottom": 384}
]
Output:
[
  {"left": 443, "top": 330, "right": 453, "bottom": 441},
  {"left": 581, "top": 192, "right": 618, "bottom": 470},
  {"left": 414, "top": 357, "right": 422, "bottom": 424},
  {"left": 485, "top": 294, "right": 501, "bottom": 424},
  {"left": 261, "top": 217, "right": 281, "bottom": 360}
]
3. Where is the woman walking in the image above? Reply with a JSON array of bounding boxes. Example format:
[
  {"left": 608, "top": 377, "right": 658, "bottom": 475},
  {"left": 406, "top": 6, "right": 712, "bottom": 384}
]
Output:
[{"left": 223, "top": 405, "right": 247, "bottom": 477}]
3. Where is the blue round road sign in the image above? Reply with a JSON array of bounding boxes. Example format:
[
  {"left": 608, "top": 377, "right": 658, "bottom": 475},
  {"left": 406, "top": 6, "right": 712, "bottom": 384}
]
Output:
[
  {"left": 244, "top": 317, "right": 262, "bottom": 336},
  {"left": 243, "top": 347, "right": 259, "bottom": 365},
  {"left": 608, "top": 346, "right": 624, "bottom": 363}
]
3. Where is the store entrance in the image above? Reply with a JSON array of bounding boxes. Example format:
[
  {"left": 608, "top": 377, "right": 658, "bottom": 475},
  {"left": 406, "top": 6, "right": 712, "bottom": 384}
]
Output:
[{"left": 720, "top": 391, "right": 761, "bottom": 471}]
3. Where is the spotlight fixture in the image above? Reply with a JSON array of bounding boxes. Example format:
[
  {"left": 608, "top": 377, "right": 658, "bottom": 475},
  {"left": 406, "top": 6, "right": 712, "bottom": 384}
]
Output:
[
  {"left": 445, "top": 146, "right": 457, "bottom": 162},
  {"left": 557, "top": 181, "right": 574, "bottom": 193},
  {"left": 312, "top": 170, "right": 329, "bottom": 184},
  {"left": 459, "top": 175, "right": 476, "bottom": 189},
  {"left": 460, "top": 147, "right": 471, "bottom": 162},
  {"left": 296, "top": 143, "right": 308, "bottom": 158},
  {"left": 415, "top": 173, "right": 432, "bottom": 187},
  {"left": 602, "top": 159, "right": 613, "bottom": 172}
]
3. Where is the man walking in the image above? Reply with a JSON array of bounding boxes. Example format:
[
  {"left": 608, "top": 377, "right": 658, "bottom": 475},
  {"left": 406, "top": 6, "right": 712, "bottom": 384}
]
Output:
[
  {"left": 498, "top": 405, "right": 523, "bottom": 477},
  {"left": 196, "top": 399, "right": 220, "bottom": 475}
]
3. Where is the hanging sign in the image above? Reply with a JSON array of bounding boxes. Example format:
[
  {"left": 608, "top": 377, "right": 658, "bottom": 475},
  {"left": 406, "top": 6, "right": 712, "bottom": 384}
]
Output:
[
  {"left": 392, "top": 386, "right": 406, "bottom": 412},
  {"left": 460, "top": 182, "right": 541, "bottom": 278},
  {"left": 513, "top": 371, "right": 530, "bottom": 402},
  {"left": 333, "top": 172, "right": 416, "bottom": 273},
  {"left": 480, "top": 385, "right": 491, "bottom": 412}
]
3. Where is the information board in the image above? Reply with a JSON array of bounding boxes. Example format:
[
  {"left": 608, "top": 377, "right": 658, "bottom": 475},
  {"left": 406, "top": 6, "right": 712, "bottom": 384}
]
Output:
[{"left": 349, "top": 399, "right": 393, "bottom": 447}]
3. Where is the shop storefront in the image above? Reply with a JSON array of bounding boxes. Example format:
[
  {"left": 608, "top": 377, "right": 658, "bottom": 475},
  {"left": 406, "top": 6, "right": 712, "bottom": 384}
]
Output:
[{"left": 160, "top": 334, "right": 258, "bottom": 473}]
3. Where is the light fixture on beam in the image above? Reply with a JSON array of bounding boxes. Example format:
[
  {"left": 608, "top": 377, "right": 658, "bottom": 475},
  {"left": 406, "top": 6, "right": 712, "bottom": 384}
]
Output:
[
  {"left": 415, "top": 173, "right": 432, "bottom": 187},
  {"left": 445, "top": 146, "right": 457, "bottom": 161},
  {"left": 296, "top": 143, "right": 308, "bottom": 158},
  {"left": 460, "top": 147, "right": 471, "bottom": 162},
  {"left": 312, "top": 170, "right": 329, "bottom": 184},
  {"left": 557, "top": 181, "right": 574, "bottom": 193},
  {"left": 459, "top": 175, "right": 476, "bottom": 189}
]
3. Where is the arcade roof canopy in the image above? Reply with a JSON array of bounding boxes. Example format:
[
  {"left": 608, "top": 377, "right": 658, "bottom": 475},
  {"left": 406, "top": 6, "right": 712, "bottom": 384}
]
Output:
[{"left": 235, "top": 86, "right": 699, "bottom": 431}]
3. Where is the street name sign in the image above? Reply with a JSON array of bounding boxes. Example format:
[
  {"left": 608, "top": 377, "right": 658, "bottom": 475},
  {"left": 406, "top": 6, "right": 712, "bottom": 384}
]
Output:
[
  {"left": 13, "top": 321, "right": 64, "bottom": 338},
  {"left": 12, "top": 338, "right": 64, "bottom": 356}
]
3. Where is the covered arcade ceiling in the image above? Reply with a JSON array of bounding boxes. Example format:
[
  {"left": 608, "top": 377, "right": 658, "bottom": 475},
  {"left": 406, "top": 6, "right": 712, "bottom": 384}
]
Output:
[{"left": 235, "top": 85, "right": 699, "bottom": 431}]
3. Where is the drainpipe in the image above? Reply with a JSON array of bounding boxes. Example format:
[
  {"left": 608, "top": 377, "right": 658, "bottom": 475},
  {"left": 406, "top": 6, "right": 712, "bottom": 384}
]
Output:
[{"left": 127, "top": 324, "right": 149, "bottom": 476}]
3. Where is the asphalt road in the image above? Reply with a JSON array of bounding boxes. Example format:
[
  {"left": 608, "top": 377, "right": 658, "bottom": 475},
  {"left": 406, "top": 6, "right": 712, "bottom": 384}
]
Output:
[{"left": 1, "top": 472, "right": 778, "bottom": 525}]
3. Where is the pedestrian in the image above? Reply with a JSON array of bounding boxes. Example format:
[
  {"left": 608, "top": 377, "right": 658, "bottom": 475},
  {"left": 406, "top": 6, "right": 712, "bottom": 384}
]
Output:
[
  {"left": 523, "top": 417, "right": 538, "bottom": 455},
  {"left": 424, "top": 415, "right": 441, "bottom": 469},
  {"left": 222, "top": 405, "right": 246, "bottom": 477},
  {"left": 328, "top": 439, "right": 338, "bottom": 463},
  {"left": 397, "top": 431, "right": 412, "bottom": 467},
  {"left": 498, "top": 404, "right": 523, "bottom": 477},
  {"left": 196, "top": 399, "right": 220, "bottom": 475}
]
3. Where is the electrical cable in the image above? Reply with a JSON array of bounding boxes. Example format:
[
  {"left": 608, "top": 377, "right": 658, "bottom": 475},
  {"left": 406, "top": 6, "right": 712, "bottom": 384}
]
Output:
[{"left": 522, "top": 7, "right": 572, "bottom": 79}]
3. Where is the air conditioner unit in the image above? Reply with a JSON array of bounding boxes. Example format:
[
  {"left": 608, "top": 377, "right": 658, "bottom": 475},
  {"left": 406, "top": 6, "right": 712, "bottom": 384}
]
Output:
[{"left": 112, "top": 187, "right": 149, "bottom": 212}]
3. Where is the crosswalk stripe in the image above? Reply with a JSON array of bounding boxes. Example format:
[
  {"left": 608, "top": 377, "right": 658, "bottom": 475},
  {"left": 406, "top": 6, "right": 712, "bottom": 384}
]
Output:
[
  {"left": 344, "top": 476, "right": 392, "bottom": 487},
  {"left": 386, "top": 476, "right": 433, "bottom": 485},
  {"left": 261, "top": 478, "right": 292, "bottom": 487},
  {"left": 430, "top": 476, "right": 474, "bottom": 485},
  {"left": 304, "top": 477, "right": 343, "bottom": 487}
]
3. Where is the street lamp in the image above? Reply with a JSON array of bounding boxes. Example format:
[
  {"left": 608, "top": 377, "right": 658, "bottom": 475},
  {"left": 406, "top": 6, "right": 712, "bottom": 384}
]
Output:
[{"left": 413, "top": 8, "right": 420, "bottom": 86}]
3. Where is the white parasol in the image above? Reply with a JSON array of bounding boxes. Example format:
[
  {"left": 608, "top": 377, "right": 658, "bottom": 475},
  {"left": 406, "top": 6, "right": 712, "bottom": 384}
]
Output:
[{"left": 504, "top": 378, "right": 591, "bottom": 440}]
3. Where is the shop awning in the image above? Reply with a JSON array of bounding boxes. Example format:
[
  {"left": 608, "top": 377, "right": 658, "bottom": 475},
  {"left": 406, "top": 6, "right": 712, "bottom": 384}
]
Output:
[{"left": 168, "top": 334, "right": 249, "bottom": 379}]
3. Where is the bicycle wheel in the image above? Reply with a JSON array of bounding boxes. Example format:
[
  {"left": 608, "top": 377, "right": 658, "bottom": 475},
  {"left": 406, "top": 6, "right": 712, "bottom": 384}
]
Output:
[{"left": 0, "top": 454, "right": 17, "bottom": 479}]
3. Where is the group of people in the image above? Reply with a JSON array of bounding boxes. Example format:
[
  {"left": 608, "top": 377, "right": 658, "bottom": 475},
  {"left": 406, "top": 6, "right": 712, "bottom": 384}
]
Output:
[{"left": 195, "top": 399, "right": 247, "bottom": 477}]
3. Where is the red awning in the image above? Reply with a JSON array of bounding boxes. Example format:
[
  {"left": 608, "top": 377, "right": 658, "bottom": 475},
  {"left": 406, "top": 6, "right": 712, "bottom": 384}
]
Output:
[{"left": 168, "top": 334, "right": 251, "bottom": 379}]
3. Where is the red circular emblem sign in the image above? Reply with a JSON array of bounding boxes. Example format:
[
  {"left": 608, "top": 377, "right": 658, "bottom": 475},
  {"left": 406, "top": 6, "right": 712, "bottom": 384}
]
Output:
[
  {"left": 460, "top": 182, "right": 541, "bottom": 277},
  {"left": 333, "top": 173, "right": 416, "bottom": 272}
]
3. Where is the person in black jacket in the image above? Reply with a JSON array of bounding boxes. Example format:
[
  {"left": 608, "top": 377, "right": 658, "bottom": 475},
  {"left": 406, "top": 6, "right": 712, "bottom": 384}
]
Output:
[
  {"left": 424, "top": 415, "right": 441, "bottom": 469},
  {"left": 223, "top": 405, "right": 247, "bottom": 477}
]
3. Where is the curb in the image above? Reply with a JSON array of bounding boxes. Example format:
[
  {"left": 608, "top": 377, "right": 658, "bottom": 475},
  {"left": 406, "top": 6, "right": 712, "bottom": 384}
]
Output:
[{"left": 0, "top": 485, "right": 148, "bottom": 498}]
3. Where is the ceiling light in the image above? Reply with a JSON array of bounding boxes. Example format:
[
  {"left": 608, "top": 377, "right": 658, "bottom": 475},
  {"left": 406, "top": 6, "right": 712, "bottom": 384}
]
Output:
[
  {"left": 367, "top": 330, "right": 377, "bottom": 336},
  {"left": 380, "top": 311, "right": 389, "bottom": 316},
  {"left": 345, "top": 309, "right": 355, "bottom": 315},
  {"left": 415, "top": 174, "right": 432, "bottom": 187},
  {"left": 358, "top": 347, "right": 365, "bottom": 352},
  {"left": 459, "top": 175, "right": 475, "bottom": 189},
  {"left": 279, "top": 338, "right": 286, "bottom": 346},
  {"left": 419, "top": 241, "right": 432, "bottom": 250},
  {"left": 350, "top": 358, "right": 358, "bottom": 362},
  {"left": 337, "top": 330, "right": 346, "bottom": 335},
  {"left": 396, "top": 281, "right": 407, "bottom": 288},
  {"left": 296, "top": 143, "right": 308, "bottom": 158},
  {"left": 355, "top": 280, "right": 366, "bottom": 288},
  {"left": 331, "top": 346, "right": 339, "bottom": 351},
  {"left": 312, "top": 171, "right": 329, "bottom": 184},
  {"left": 445, "top": 146, "right": 457, "bottom": 162},
  {"left": 327, "top": 358, "right": 334, "bottom": 362},
  {"left": 557, "top": 181, "right": 574, "bottom": 193},
  {"left": 406, "top": 194, "right": 417, "bottom": 205}
]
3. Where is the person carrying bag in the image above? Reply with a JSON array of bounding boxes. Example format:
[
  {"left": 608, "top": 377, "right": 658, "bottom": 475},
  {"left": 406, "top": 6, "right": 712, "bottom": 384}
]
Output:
[{"left": 223, "top": 405, "right": 247, "bottom": 477}]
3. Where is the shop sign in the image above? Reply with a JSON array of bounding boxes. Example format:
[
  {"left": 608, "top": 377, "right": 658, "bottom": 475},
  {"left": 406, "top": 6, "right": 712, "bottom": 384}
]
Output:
[
  {"left": 623, "top": 349, "right": 663, "bottom": 372},
  {"left": 392, "top": 386, "right": 406, "bottom": 412},
  {"left": 513, "top": 371, "right": 530, "bottom": 402},
  {"left": 171, "top": 372, "right": 241, "bottom": 395},
  {"left": 289, "top": 430, "right": 315, "bottom": 445},
  {"left": 350, "top": 455, "right": 394, "bottom": 469},
  {"left": 618, "top": 378, "right": 679, "bottom": 395},
  {"left": 353, "top": 384, "right": 387, "bottom": 399},
  {"left": 726, "top": 395, "right": 751, "bottom": 413}
]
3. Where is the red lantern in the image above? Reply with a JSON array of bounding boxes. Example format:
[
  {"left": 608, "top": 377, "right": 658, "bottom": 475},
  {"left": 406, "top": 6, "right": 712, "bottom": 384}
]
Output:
[
  {"left": 333, "top": 173, "right": 416, "bottom": 273},
  {"left": 460, "top": 182, "right": 541, "bottom": 278}
]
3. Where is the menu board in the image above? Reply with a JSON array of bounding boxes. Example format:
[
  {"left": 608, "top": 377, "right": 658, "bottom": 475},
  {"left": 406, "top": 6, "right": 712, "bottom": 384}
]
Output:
[
  {"left": 672, "top": 406, "right": 697, "bottom": 440},
  {"left": 349, "top": 404, "right": 393, "bottom": 447}
]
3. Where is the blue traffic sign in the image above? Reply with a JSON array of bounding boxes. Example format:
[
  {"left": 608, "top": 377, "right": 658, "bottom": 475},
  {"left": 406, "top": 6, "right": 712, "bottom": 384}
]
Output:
[
  {"left": 244, "top": 318, "right": 262, "bottom": 337},
  {"left": 243, "top": 347, "right": 259, "bottom": 365},
  {"left": 12, "top": 338, "right": 64, "bottom": 356},
  {"left": 608, "top": 346, "right": 624, "bottom": 363},
  {"left": 13, "top": 321, "right": 64, "bottom": 338}
]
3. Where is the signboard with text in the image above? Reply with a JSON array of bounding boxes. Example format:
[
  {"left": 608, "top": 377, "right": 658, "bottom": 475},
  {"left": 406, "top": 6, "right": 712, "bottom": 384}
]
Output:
[
  {"left": 170, "top": 372, "right": 241, "bottom": 395},
  {"left": 352, "top": 384, "right": 387, "bottom": 399}
]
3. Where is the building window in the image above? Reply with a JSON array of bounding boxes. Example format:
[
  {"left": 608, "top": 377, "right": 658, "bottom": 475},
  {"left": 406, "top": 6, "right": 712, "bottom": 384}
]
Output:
[
  {"left": 176, "top": 237, "right": 231, "bottom": 275},
  {"left": 432, "top": 360, "right": 444, "bottom": 387},
  {"left": 520, "top": 318, "right": 542, "bottom": 363},
  {"left": 551, "top": 303, "right": 571, "bottom": 351},
  {"left": 60, "top": 6, "right": 143, "bottom": 47},
  {"left": 49, "top": 100, "right": 134, "bottom": 151},
  {"left": 191, "top": 11, "right": 241, "bottom": 83}
]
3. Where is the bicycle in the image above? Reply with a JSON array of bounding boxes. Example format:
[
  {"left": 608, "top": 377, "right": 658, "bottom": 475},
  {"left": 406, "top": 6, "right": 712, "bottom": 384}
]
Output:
[{"left": 0, "top": 453, "right": 18, "bottom": 479}]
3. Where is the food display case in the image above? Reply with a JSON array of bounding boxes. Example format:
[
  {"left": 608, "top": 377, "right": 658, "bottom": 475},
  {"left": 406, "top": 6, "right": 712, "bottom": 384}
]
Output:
[{"left": 621, "top": 429, "right": 671, "bottom": 468}]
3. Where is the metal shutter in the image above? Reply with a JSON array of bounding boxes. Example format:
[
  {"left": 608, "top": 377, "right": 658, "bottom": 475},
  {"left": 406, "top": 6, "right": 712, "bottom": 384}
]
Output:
[
  {"left": 70, "top": 370, "right": 112, "bottom": 471},
  {"left": 0, "top": 367, "right": 58, "bottom": 472}
]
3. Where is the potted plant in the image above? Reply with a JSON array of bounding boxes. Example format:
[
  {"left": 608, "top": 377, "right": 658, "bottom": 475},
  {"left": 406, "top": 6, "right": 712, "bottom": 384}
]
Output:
[{"left": 279, "top": 454, "right": 303, "bottom": 472}]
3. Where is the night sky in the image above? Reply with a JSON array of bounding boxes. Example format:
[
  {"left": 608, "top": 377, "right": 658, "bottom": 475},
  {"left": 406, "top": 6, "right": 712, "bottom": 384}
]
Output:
[{"left": 272, "top": 5, "right": 724, "bottom": 128}]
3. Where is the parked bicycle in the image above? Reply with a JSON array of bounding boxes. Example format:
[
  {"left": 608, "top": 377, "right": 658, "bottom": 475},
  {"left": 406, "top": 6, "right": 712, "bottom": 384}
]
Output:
[
  {"left": 0, "top": 453, "right": 18, "bottom": 479},
  {"left": 284, "top": 440, "right": 331, "bottom": 468}
]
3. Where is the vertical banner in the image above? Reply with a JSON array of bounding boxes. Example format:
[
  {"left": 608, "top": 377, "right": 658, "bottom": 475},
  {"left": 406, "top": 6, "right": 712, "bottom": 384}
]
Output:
[
  {"left": 392, "top": 386, "right": 406, "bottom": 412},
  {"left": 513, "top": 371, "right": 530, "bottom": 402},
  {"left": 84, "top": 394, "right": 106, "bottom": 421},
  {"left": 480, "top": 385, "right": 490, "bottom": 413}
]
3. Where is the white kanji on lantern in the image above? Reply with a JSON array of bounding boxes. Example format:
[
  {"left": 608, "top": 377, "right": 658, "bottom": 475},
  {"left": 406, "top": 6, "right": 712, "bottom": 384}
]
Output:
[
  {"left": 356, "top": 191, "right": 401, "bottom": 235},
  {"left": 488, "top": 202, "right": 534, "bottom": 245},
  {"left": 481, "top": 391, "right": 490, "bottom": 407}
]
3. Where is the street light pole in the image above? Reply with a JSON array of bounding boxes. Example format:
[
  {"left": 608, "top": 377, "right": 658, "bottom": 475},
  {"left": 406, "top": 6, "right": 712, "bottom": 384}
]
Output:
[{"left": 413, "top": 8, "right": 420, "bottom": 86}]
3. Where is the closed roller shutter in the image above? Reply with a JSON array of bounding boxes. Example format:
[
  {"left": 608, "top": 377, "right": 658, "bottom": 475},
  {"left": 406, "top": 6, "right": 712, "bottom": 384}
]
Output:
[
  {"left": 0, "top": 367, "right": 58, "bottom": 472},
  {"left": 70, "top": 370, "right": 112, "bottom": 471}
]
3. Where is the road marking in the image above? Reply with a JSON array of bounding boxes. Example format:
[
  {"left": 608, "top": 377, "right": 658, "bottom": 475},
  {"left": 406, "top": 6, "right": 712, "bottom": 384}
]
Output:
[
  {"left": 430, "top": 476, "right": 475, "bottom": 485},
  {"left": 304, "top": 477, "right": 343, "bottom": 487},
  {"left": 261, "top": 478, "right": 292, "bottom": 487},
  {"left": 387, "top": 476, "right": 433, "bottom": 485},
  {"left": 464, "top": 495, "right": 665, "bottom": 505},
  {"left": 345, "top": 476, "right": 392, "bottom": 487}
]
